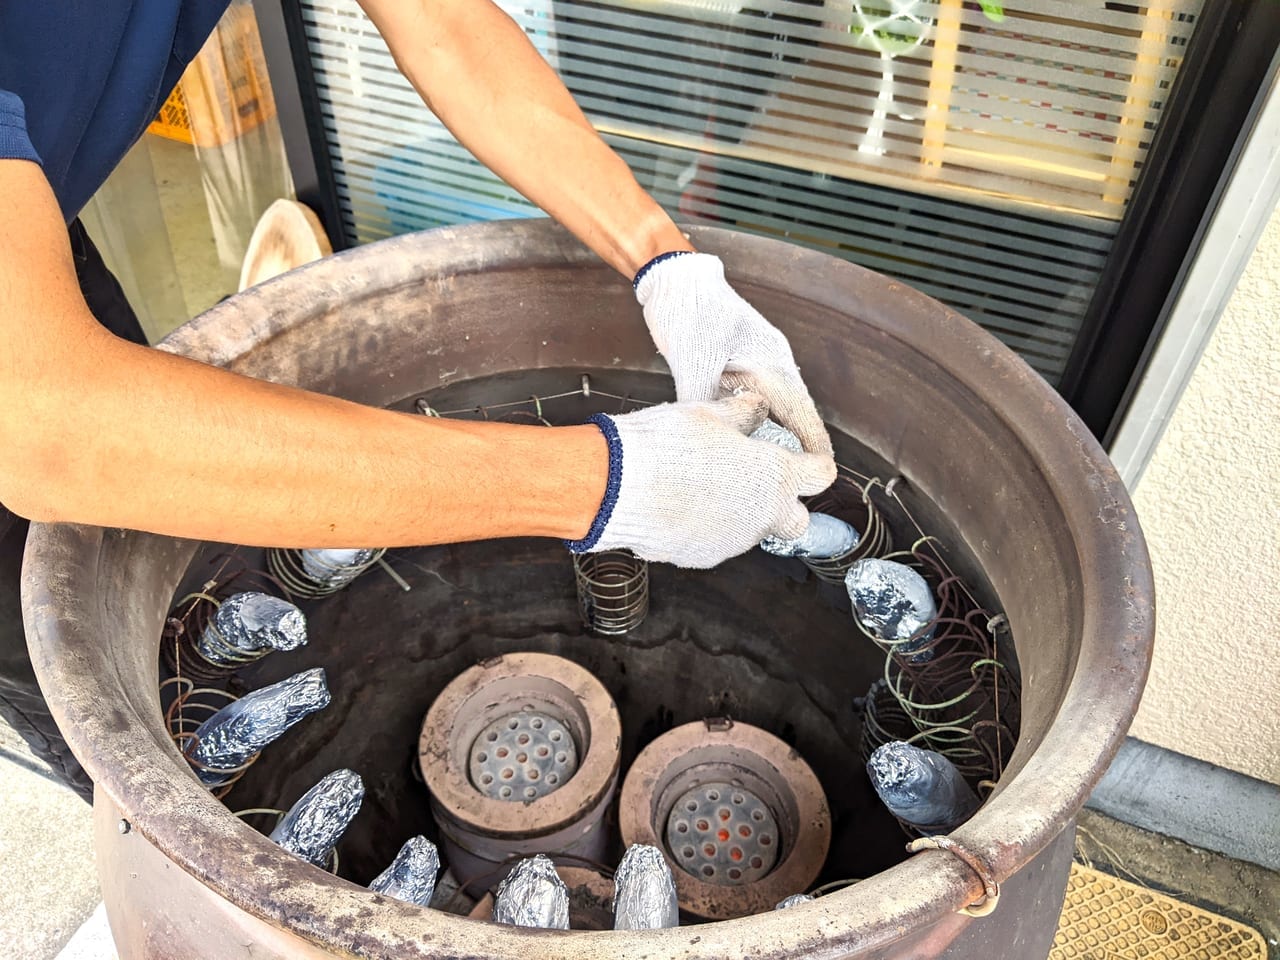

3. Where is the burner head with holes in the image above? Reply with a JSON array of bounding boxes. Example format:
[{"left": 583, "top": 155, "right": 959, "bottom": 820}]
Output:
[
  {"left": 666, "top": 781, "right": 779, "bottom": 885},
  {"left": 419, "top": 653, "right": 621, "bottom": 896},
  {"left": 469, "top": 710, "right": 578, "bottom": 801},
  {"left": 620, "top": 720, "right": 831, "bottom": 920}
]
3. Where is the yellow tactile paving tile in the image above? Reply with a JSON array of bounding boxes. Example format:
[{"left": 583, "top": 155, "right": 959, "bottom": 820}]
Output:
[{"left": 1051, "top": 863, "right": 1266, "bottom": 960}]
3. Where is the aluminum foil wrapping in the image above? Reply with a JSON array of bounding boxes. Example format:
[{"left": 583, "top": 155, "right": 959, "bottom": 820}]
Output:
[
  {"left": 867, "top": 741, "right": 980, "bottom": 831},
  {"left": 492, "top": 856, "right": 570, "bottom": 930},
  {"left": 775, "top": 894, "right": 815, "bottom": 910},
  {"left": 370, "top": 836, "right": 440, "bottom": 907},
  {"left": 612, "top": 844, "right": 679, "bottom": 930},
  {"left": 198, "top": 591, "right": 307, "bottom": 665},
  {"left": 845, "top": 559, "right": 937, "bottom": 661},
  {"left": 269, "top": 768, "right": 364, "bottom": 867},
  {"left": 750, "top": 418, "right": 803, "bottom": 453},
  {"left": 189, "top": 667, "right": 330, "bottom": 784},
  {"left": 761, "top": 512, "right": 860, "bottom": 560},
  {"left": 300, "top": 548, "right": 380, "bottom": 587}
]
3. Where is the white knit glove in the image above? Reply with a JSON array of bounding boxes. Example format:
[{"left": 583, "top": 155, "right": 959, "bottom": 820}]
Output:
[
  {"left": 634, "top": 252, "right": 833, "bottom": 456},
  {"left": 566, "top": 393, "right": 836, "bottom": 568}
]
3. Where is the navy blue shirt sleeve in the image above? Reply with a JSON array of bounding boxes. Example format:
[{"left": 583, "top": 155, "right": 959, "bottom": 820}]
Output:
[
  {"left": 0, "top": 1, "right": 230, "bottom": 220},
  {"left": 0, "top": 90, "right": 42, "bottom": 166}
]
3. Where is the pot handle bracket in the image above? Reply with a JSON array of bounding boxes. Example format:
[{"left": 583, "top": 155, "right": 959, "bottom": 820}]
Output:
[{"left": 906, "top": 835, "right": 1001, "bottom": 918}]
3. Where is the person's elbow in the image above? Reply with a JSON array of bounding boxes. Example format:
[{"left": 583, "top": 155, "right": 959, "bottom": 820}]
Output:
[
  {"left": 0, "top": 386, "right": 88, "bottom": 525},
  {"left": 0, "top": 438, "right": 80, "bottom": 524}
]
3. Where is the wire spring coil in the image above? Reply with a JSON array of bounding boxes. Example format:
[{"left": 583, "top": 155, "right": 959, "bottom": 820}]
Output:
[
  {"left": 266, "top": 547, "right": 389, "bottom": 600},
  {"left": 573, "top": 550, "right": 650, "bottom": 635},
  {"left": 161, "top": 676, "right": 260, "bottom": 798},
  {"left": 162, "top": 556, "right": 289, "bottom": 684},
  {"left": 799, "top": 467, "right": 894, "bottom": 583},
  {"left": 853, "top": 533, "right": 1019, "bottom": 804}
]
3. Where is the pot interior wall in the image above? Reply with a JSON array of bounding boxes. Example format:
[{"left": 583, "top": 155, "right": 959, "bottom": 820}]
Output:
[{"left": 186, "top": 368, "right": 1017, "bottom": 902}]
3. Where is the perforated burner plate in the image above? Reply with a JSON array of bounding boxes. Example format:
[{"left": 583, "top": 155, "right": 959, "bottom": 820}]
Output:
[
  {"left": 469, "top": 710, "right": 578, "bottom": 801},
  {"left": 665, "top": 781, "right": 779, "bottom": 885}
]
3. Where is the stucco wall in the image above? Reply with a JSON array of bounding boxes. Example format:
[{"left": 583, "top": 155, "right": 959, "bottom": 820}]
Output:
[{"left": 1127, "top": 205, "right": 1280, "bottom": 785}]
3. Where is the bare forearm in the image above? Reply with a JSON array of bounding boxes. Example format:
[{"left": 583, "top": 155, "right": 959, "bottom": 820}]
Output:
[
  {"left": 0, "top": 161, "right": 607, "bottom": 547},
  {"left": 358, "top": 0, "right": 692, "bottom": 275},
  {"left": 19, "top": 343, "right": 606, "bottom": 546}
]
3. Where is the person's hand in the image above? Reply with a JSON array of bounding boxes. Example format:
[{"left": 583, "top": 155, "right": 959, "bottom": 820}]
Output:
[
  {"left": 567, "top": 392, "right": 836, "bottom": 568},
  {"left": 634, "top": 252, "right": 833, "bottom": 456}
]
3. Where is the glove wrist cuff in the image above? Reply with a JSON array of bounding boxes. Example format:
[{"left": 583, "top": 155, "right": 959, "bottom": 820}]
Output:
[
  {"left": 632, "top": 250, "right": 697, "bottom": 292},
  {"left": 565, "top": 413, "right": 624, "bottom": 553}
]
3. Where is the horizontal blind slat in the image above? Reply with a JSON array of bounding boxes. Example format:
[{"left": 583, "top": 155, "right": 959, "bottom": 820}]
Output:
[
  {"left": 539, "top": 2, "right": 1184, "bottom": 91},
  {"left": 301, "top": 0, "right": 1201, "bottom": 382},
  {"left": 599, "top": 137, "right": 1115, "bottom": 265},
  {"left": 537, "top": 8, "right": 1185, "bottom": 215}
]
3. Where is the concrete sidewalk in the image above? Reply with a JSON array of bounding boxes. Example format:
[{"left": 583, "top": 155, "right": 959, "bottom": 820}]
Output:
[{"left": 0, "top": 721, "right": 101, "bottom": 960}]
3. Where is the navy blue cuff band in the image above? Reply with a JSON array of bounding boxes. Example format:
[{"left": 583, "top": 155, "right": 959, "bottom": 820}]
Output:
[
  {"left": 565, "top": 413, "right": 623, "bottom": 553},
  {"left": 632, "top": 250, "right": 695, "bottom": 290}
]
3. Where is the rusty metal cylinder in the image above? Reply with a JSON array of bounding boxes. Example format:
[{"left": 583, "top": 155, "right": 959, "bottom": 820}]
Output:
[{"left": 23, "top": 221, "right": 1153, "bottom": 960}]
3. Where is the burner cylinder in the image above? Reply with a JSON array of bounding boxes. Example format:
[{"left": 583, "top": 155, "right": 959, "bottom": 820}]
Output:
[
  {"left": 419, "top": 653, "right": 621, "bottom": 895},
  {"left": 620, "top": 720, "right": 830, "bottom": 920}
]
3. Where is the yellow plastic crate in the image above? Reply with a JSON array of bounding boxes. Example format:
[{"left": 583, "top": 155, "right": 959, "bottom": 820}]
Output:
[
  {"left": 147, "top": 1, "right": 276, "bottom": 148},
  {"left": 148, "top": 85, "right": 196, "bottom": 145}
]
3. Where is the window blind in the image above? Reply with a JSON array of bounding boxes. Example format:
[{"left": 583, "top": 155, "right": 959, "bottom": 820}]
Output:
[{"left": 298, "top": 0, "right": 1203, "bottom": 383}]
